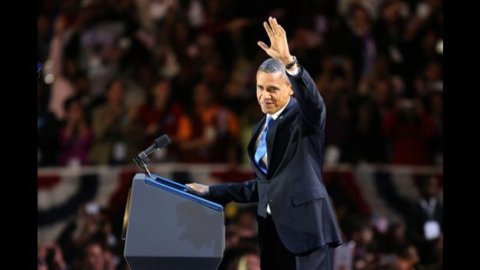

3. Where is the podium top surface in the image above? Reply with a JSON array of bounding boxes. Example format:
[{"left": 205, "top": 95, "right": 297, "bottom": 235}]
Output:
[{"left": 140, "top": 173, "right": 224, "bottom": 212}]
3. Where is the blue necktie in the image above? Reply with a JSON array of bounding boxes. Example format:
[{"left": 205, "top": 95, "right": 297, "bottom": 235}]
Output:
[{"left": 255, "top": 117, "right": 273, "bottom": 174}]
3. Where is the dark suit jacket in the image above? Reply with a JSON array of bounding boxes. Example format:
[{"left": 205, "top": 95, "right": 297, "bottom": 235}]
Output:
[{"left": 208, "top": 66, "right": 342, "bottom": 254}]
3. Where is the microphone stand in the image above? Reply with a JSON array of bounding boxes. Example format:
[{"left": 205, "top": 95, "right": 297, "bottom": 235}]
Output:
[{"left": 133, "top": 156, "right": 152, "bottom": 178}]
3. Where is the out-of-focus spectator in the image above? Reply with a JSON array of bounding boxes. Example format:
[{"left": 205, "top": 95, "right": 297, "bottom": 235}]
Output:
[
  {"left": 390, "top": 243, "right": 420, "bottom": 270},
  {"left": 38, "top": 241, "right": 69, "bottom": 270},
  {"left": 233, "top": 208, "right": 257, "bottom": 240},
  {"left": 341, "top": 97, "right": 386, "bottom": 164},
  {"left": 328, "top": 3, "right": 376, "bottom": 83},
  {"left": 349, "top": 219, "right": 376, "bottom": 269},
  {"left": 325, "top": 94, "right": 350, "bottom": 162},
  {"left": 179, "top": 82, "right": 240, "bottom": 163},
  {"left": 57, "top": 202, "right": 120, "bottom": 269},
  {"left": 416, "top": 61, "right": 443, "bottom": 162},
  {"left": 373, "top": 0, "right": 409, "bottom": 78},
  {"left": 407, "top": 175, "right": 443, "bottom": 265},
  {"left": 58, "top": 96, "right": 94, "bottom": 166},
  {"left": 222, "top": 78, "right": 254, "bottom": 117},
  {"left": 370, "top": 172, "right": 442, "bottom": 268},
  {"left": 379, "top": 222, "right": 408, "bottom": 255},
  {"left": 47, "top": 14, "right": 77, "bottom": 121},
  {"left": 38, "top": 82, "right": 61, "bottom": 166},
  {"left": 415, "top": 60, "right": 442, "bottom": 99},
  {"left": 370, "top": 77, "right": 395, "bottom": 117},
  {"left": 383, "top": 98, "right": 436, "bottom": 165},
  {"left": 80, "top": 240, "right": 115, "bottom": 270},
  {"left": 89, "top": 78, "right": 141, "bottom": 164},
  {"left": 133, "top": 77, "right": 189, "bottom": 161}
]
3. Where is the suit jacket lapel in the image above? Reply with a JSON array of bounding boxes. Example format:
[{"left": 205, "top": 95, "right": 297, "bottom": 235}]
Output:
[
  {"left": 266, "top": 118, "right": 278, "bottom": 170},
  {"left": 266, "top": 98, "right": 297, "bottom": 177},
  {"left": 248, "top": 115, "right": 266, "bottom": 175}
]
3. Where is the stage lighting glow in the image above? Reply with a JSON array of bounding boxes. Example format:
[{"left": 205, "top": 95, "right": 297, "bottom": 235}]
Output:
[
  {"left": 44, "top": 74, "right": 55, "bottom": 84},
  {"left": 122, "top": 188, "right": 132, "bottom": 240},
  {"left": 436, "top": 40, "right": 443, "bottom": 54}
]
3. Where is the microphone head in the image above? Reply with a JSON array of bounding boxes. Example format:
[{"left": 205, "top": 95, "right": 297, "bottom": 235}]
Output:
[{"left": 154, "top": 134, "right": 171, "bottom": 149}]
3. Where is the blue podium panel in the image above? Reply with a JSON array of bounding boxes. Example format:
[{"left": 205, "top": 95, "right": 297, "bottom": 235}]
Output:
[{"left": 124, "top": 173, "right": 225, "bottom": 270}]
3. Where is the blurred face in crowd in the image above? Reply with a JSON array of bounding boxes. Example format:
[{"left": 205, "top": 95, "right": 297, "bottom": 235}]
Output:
[
  {"left": 360, "top": 226, "right": 374, "bottom": 245},
  {"left": 107, "top": 80, "right": 124, "bottom": 104},
  {"left": 153, "top": 80, "right": 171, "bottom": 104},
  {"left": 373, "top": 80, "right": 391, "bottom": 106},
  {"left": 423, "top": 176, "right": 441, "bottom": 199},
  {"left": 84, "top": 243, "right": 105, "bottom": 270},
  {"left": 351, "top": 6, "right": 371, "bottom": 35},
  {"left": 193, "top": 83, "right": 213, "bottom": 107},
  {"left": 256, "top": 71, "right": 293, "bottom": 114},
  {"left": 392, "top": 223, "right": 406, "bottom": 240},
  {"left": 238, "top": 211, "right": 255, "bottom": 229},
  {"left": 67, "top": 101, "right": 84, "bottom": 122},
  {"left": 405, "top": 245, "right": 420, "bottom": 265},
  {"left": 425, "top": 61, "right": 442, "bottom": 81}
]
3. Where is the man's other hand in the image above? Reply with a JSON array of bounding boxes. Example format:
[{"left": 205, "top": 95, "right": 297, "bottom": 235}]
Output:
[{"left": 186, "top": 183, "right": 210, "bottom": 196}]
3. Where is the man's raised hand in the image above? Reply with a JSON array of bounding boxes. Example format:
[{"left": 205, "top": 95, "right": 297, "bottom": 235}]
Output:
[{"left": 257, "top": 17, "right": 294, "bottom": 65}]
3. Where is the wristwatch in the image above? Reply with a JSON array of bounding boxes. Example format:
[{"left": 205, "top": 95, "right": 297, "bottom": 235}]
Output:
[{"left": 285, "top": 56, "right": 297, "bottom": 69}]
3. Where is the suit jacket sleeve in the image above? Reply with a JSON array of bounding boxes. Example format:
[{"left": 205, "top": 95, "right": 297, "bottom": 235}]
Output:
[
  {"left": 287, "top": 65, "right": 325, "bottom": 131},
  {"left": 206, "top": 180, "right": 259, "bottom": 205}
]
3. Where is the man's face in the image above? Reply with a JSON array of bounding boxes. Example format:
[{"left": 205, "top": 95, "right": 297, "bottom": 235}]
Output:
[{"left": 256, "top": 71, "right": 293, "bottom": 114}]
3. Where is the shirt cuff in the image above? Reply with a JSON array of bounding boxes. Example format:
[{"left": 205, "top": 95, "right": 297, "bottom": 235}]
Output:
[{"left": 286, "top": 66, "right": 300, "bottom": 76}]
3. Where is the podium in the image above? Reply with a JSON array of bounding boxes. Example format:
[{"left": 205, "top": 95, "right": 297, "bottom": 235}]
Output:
[{"left": 123, "top": 173, "right": 225, "bottom": 270}]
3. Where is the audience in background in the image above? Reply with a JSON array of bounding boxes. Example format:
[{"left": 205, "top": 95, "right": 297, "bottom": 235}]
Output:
[{"left": 38, "top": 0, "right": 443, "bottom": 269}]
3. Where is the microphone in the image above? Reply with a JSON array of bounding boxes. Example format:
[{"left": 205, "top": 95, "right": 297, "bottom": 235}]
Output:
[
  {"left": 138, "top": 135, "right": 171, "bottom": 161},
  {"left": 133, "top": 134, "right": 171, "bottom": 177}
]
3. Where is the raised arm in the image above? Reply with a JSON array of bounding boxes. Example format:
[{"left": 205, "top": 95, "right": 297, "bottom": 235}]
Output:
[
  {"left": 287, "top": 67, "right": 325, "bottom": 130},
  {"left": 258, "top": 17, "right": 325, "bottom": 130}
]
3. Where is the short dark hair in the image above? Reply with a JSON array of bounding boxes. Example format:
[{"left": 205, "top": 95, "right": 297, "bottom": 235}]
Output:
[{"left": 258, "top": 58, "right": 286, "bottom": 74}]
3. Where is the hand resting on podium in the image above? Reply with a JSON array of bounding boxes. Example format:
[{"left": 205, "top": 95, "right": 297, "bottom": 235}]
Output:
[{"left": 186, "top": 183, "right": 210, "bottom": 196}]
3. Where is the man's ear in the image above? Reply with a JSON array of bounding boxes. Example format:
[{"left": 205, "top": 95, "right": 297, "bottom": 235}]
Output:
[{"left": 289, "top": 84, "right": 294, "bottom": 96}]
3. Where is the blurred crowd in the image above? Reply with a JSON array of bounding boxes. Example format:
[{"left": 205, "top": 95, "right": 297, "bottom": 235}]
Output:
[
  {"left": 38, "top": 0, "right": 443, "bottom": 168},
  {"left": 38, "top": 174, "right": 442, "bottom": 270},
  {"left": 38, "top": 0, "right": 443, "bottom": 269}
]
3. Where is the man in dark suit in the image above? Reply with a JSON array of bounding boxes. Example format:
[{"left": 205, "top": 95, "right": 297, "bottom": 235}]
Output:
[{"left": 187, "top": 17, "right": 342, "bottom": 270}]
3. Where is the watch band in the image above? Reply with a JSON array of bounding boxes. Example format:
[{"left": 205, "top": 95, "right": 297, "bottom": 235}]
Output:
[{"left": 285, "top": 56, "right": 297, "bottom": 69}]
